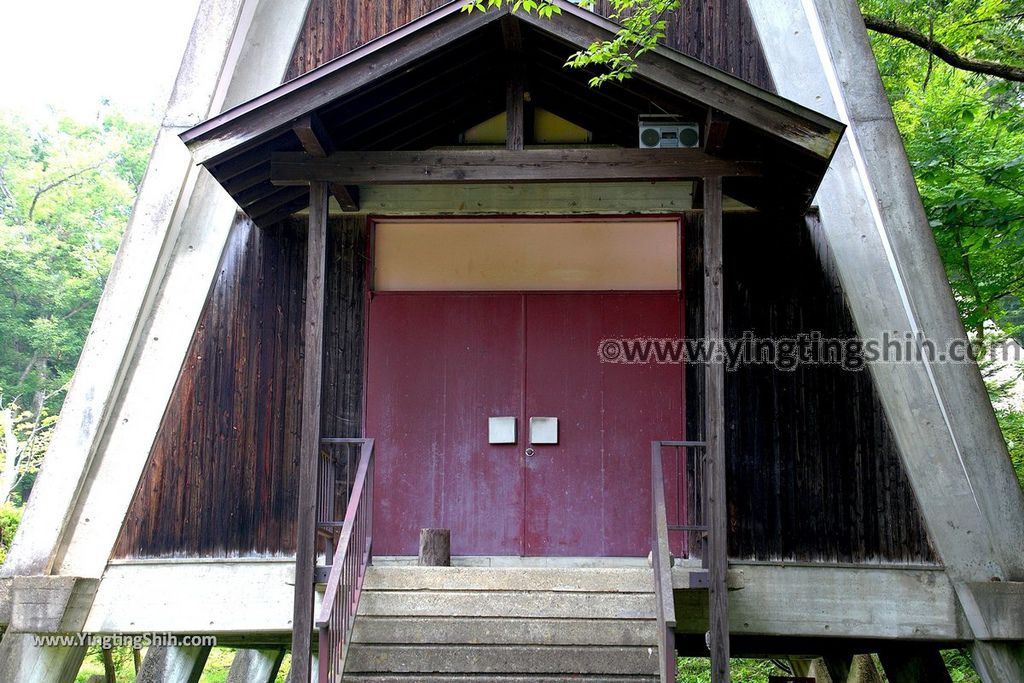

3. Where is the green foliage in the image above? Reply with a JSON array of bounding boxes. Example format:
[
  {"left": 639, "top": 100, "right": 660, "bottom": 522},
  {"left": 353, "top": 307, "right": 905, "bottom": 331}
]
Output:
[
  {"left": 0, "top": 503, "right": 22, "bottom": 564},
  {"left": 0, "top": 402, "right": 56, "bottom": 503},
  {"left": 943, "top": 648, "right": 983, "bottom": 682},
  {"left": 997, "top": 405, "right": 1024, "bottom": 488},
  {"left": 0, "top": 106, "right": 154, "bottom": 503},
  {"left": 677, "top": 657, "right": 785, "bottom": 682},
  {"left": 0, "top": 109, "right": 153, "bottom": 402},
  {"left": 863, "top": 0, "right": 1024, "bottom": 341},
  {"left": 462, "top": 0, "right": 563, "bottom": 18},
  {"left": 462, "top": 0, "right": 679, "bottom": 85}
]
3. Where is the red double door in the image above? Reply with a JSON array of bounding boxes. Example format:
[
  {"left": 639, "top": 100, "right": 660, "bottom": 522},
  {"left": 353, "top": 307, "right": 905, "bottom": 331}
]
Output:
[{"left": 365, "top": 292, "right": 684, "bottom": 557}]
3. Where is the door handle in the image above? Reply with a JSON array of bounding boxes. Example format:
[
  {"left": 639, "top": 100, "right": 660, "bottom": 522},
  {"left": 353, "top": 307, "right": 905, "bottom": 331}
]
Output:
[
  {"left": 488, "top": 416, "right": 517, "bottom": 444},
  {"left": 529, "top": 417, "right": 558, "bottom": 445}
]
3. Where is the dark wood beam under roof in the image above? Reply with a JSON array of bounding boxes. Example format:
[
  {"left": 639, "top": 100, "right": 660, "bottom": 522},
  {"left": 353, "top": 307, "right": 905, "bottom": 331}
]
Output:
[
  {"left": 269, "top": 148, "right": 761, "bottom": 186},
  {"left": 180, "top": 0, "right": 842, "bottom": 165},
  {"left": 178, "top": 0, "right": 844, "bottom": 222},
  {"left": 181, "top": 0, "right": 505, "bottom": 165},
  {"left": 512, "top": 2, "right": 843, "bottom": 159},
  {"left": 292, "top": 113, "right": 360, "bottom": 211}
]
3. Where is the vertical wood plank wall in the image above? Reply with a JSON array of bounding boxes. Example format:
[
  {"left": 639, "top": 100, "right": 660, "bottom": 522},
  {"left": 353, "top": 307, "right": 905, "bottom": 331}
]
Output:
[
  {"left": 112, "top": 216, "right": 366, "bottom": 558},
  {"left": 114, "top": 211, "right": 934, "bottom": 563},
  {"left": 113, "top": 0, "right": 932, "bottom": 562},
  {"left": 685, "top": 214, "right": 935, "bottom": 563},
  {"left": 286, "top": 0, "right": 773, "bottom": 91}
]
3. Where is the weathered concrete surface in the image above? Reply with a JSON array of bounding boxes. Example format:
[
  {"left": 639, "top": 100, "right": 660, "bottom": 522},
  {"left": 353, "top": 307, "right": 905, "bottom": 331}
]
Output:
[
  {"left": 0, "top": 0, "right": 247, "bottom": 580},
  {"left": 2, "top": 0, "right": 312, "bottom": 581},
  {"left": 791, "top": 655, "right": 886, "bottom": 682},
  {"left": 346, "top": 566, "right": 659, "bottom": 680},
  {"left": 83, "top": 559, "right": 303, "bottom": 633},
  {"left": 225, "top": 649, "right": 284, "bottom": 683},
  {"left": 0, "top": 0, "right": 309, "bottom": 670},
  {"left": 0, "top": 633, "right": 84, "bottom": 683},
  {"left": 343, "top": 678, "right": 656, "bottom": 683},
  {"left": 352, "top": 616, "right": 658, "bottom": 646},
  {"left": 747, "top": 0, "right": 1024, "bottom": 677},
  {"left": 358, "top": 590, "right": 654, "bottom": 619},
  {"left": 346, "top": 645, "right": 659, "bottom": 675},
  {"left": 9, "top": 576, "right": 97, "bottom": 633},
  {"left": 958, "top": 580, "right": 1024, "bottom": 640},
  {"left": 55, "top": 0, "right": 310, "bottom": 582},
  {"left": 366, "top": 566, "right": 653, "bottom": 592},
  {"left": 676, "top": 564, "right": 965, "bottom": 640},
  {"left": 74, "top": 560, "right": 976, "bottom": 639},
  {"left": 136, "top": 645, "right": 211, "bottom": 683}
]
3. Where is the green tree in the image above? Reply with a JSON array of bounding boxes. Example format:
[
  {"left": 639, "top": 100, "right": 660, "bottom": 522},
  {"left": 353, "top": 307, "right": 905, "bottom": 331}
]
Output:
[
  {"left": 864, "top": 0, "right": 1024, "bottom": 343},
  {"left": 0, "top": 107, "right": 155, "bottom": 504}
]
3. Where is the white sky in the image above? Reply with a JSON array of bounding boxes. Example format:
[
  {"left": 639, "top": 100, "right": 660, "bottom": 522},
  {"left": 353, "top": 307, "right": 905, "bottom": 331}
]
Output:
[{"left": 0, "top": 0, "right": 203, "bottom": 121}]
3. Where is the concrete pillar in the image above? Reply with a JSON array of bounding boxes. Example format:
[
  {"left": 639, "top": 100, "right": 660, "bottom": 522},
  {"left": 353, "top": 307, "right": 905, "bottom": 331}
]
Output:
[
  {"left": 135, "top": 645, "right": 211, "bottom": 683},
  {"left": 878, "top": 647, "right": 952, "bottom": 683},
  {"left": 226, "top": 649, "right": 284, "bottom": 683},
  {"left": 971, "top": 641, "right": 1024, "bottom": 683},
  {"left": 820, "top": 655, "right": 851, "bottom": 682},
  {"left": 849, "top": 655, "right": 884, "bottom": 683},
  {"left": 788, "top": 657, "right": 814, "bottom": 677},
  {"left": 0, "top": 632, "right": 85, "bottom": 683}
]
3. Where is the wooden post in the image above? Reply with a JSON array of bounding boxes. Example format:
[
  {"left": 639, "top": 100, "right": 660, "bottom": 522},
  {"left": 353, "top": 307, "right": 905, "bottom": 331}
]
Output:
[
  {"left": 102, "top": 648, "right": 116, "bottom": 683},
  {"left": 502, "top": 14, "right": 525, "bottom": 152},
  {"left": 703, "top": 175, "right": 730, "bottom": 683},
  {"left": 418, "top": 528, "right": 451, "bottom": 566},
  {"left": 290, "top": 181, "right": 329, "bottom": 683},
  {"left": 506, "top": 76, "right": 525, "bottom": 151},
  {"left": 293, "top": 114, "right": 359, "bottom": 211}
]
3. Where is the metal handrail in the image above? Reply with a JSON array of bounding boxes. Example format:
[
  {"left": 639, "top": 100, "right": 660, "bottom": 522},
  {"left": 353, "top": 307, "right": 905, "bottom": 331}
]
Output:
[
  {"left": 316, "top": 438, "right": 375, "bottom": 683},
  {"left": 652, "top": 439, "right": 708, "bottom": 682},
  {"left": 652, "top": 442, "right": 677, "bottom": 682}
]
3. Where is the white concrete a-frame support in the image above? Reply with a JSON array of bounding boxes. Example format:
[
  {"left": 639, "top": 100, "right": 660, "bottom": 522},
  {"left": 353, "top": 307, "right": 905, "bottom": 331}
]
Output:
[
  {"left": 748, "top": 0, "right": 1024, "bottom": 679},
  {"left": 136, "top": 645, "right": 212, "bottom": 683},
  {"left": 0, "top": 634, "right": 84, "bottom": 683},
  {"left": 1, "top": 0, "right": 1022, "bottom": 680},
  {"left": 0, "top": 0, "right": 311, "bottom": 679}
]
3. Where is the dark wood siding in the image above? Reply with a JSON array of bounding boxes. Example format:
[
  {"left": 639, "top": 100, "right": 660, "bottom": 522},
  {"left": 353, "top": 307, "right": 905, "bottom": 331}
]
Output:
[
  {"left": 286, "top": 0, "right": 451, "bottom": 80},
  {"left": 286, "top": 0, "right": 773, "bottom": 90},
  {"left": 592, "top": 0, "right": 772, "bottom": 89},
  {"left": 112, "top": 216, "right": 366, "bottom": 558},
  {"left": 685, "top": 213, "right": 936, "bottom": 563},
  {"left": 116, "top": 208, "right": 934, "bottom": 563}
]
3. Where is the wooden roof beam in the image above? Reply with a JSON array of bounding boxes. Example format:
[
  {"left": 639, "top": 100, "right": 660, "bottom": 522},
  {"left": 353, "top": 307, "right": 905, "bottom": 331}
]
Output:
[
  {"left": 513, "top": 5, "right": 844, "bottom": 160},
  {"left": 292, "top": 114, "right": 360, "bottom": 212},
  {"left": 502, "top": 16, "right": 527, "bottom": 151},
  {"left": 181, "top": 3, "right": 506, "bottom": 164},
  {"left": 270, "top": 149, "right": 761, "bottom": 186},
  {"left": 703, "top": 109, "right": 730, "bottom": 155}
]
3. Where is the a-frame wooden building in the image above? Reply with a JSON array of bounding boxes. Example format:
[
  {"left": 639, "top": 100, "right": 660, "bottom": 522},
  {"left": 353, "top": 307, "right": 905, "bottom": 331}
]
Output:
[{"left": 1, "top": 1, "right": 1022, "bottom": 682}]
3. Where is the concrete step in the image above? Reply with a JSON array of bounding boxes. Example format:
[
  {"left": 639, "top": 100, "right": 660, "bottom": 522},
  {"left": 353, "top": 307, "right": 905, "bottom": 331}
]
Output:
[
  {"left": 363, "top": 566, "right": 653, "bottom": 593},
  {"left": 343, "top": 566, "right": 660, "bottom": 680},
  {"left": 357, "top": 590, "right": 655, "bottom": 619},
  {"left": 351, "top": 616, "right": 657, "bottom": 646},
  {"left": 344, "top": 644, "right": 659, "bottom": 675},
  {"left": 343, "top": 676, "right": 659, "bottom": 682}
]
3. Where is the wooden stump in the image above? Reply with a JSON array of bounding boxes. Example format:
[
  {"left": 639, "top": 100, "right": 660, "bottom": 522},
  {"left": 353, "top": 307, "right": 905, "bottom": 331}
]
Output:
[{"left": 418, "top": 528, "right": 451, "bottom": 566}]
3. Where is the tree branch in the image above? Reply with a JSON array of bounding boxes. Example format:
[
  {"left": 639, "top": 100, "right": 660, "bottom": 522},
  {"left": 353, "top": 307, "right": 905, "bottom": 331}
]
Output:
[
  {"left": 27, "top": 161, "right": 105, "bottom": 222},
  {"left": 862, "top": 14, "right": 1024, "bottom": 82}
]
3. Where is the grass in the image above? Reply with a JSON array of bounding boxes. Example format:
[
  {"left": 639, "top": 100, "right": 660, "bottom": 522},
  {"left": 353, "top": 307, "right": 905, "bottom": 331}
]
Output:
[{"left": 677, "top": 652, "right": 981, "bottom": 682}]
